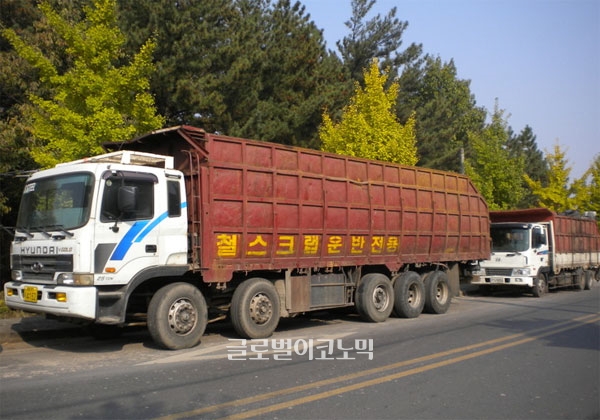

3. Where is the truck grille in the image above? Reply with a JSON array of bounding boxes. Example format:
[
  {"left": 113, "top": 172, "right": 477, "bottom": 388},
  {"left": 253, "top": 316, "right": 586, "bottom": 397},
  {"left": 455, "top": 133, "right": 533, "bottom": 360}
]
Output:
[
  {"left": 485, "top": 268, "right": 513, "bottom": 276},
  {"left": 11, "top": 254, "right": 73, "bottom": 284}
]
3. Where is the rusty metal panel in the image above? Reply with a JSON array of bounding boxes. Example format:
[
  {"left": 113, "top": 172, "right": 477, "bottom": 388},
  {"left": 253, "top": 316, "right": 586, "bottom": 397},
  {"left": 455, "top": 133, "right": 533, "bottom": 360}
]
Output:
[
  {"left": 113, "top": 126, "right": 491, "bottom": 283},
  {"left": 288, "top": 276, "right": 310, "bottom": 312}
]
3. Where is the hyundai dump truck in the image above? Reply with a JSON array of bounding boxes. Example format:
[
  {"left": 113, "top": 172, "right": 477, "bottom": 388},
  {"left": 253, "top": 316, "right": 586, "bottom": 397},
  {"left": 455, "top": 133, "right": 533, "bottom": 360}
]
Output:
[
  {"left": 5, "top": 126, "right": 490, "bottom": 349},
  {"left": 471, "top": 208, "right": 600, "bottom": 297}
]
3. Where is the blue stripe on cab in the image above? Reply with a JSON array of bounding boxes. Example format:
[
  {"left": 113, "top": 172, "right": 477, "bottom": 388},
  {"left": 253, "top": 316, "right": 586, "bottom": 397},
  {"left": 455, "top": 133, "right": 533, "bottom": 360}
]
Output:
[
  {"left": 109, "top": 202, "right": 187, "bottom": 261},
  {"left": 110, "top": 221, "right": 149, "bottom": 261}
]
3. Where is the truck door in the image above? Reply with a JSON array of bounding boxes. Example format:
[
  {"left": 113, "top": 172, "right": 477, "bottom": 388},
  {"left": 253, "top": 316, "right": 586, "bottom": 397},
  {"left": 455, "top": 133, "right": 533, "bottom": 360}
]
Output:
[
  {"left": 94, "top": 170, "right": 160, "bottom": 279},
  {"left": 532, "top": 225, "right": 550, "bottom": 269}
]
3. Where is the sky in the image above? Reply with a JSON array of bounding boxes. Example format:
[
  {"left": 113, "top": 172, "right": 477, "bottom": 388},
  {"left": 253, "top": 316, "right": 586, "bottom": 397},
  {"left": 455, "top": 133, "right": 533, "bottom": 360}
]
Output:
[{"left": 300, "top": 0, "right": 600, "bottom": 180}]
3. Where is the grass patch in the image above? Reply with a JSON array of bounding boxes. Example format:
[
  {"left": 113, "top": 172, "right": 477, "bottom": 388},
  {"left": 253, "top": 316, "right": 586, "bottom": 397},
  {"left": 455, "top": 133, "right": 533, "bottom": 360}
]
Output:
[{"left": 0, "top": 291, "right": 30, "bottom": 319}]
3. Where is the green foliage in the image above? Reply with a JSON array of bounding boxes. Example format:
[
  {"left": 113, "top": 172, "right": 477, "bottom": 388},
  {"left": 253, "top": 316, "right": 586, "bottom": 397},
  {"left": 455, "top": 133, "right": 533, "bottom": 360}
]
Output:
[
  {"left": 118, "top": 0, "right": 346, "bottom": 148},
  {"left": 506, "top": 125, "right": 548, "bottom": 208},
  {"left": 320, "top": 59, "right": 417, "bottom": 165},
  {"left": 465, "top": 104, "right": 525, "bottom": 210},
  {"left": 572, "top": 155, "right": 600, "bottom": 228},
  {"left": 397, "top": 56, "right": 486, "bottom": 172},
  {"left": 524, "top": 143, "right": 575, "bottom": 212},
  {"left": 2, "top": 0, "right": 164, "bottom": 168},
  {"left": 337, "top": 0, "right": 422, "bottom": 83},
  {"left": 229, "top": 0, "right": 347, "bottom": 147}
]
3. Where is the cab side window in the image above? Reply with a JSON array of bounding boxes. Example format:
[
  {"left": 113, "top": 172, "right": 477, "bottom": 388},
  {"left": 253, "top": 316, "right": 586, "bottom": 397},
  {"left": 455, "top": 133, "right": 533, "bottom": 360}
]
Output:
[
  {"left": 167, "top": 180, "right": 181, "bottom": 217},
  {"left": 100, "top": 172, "right": 156, "bottom": 222}
]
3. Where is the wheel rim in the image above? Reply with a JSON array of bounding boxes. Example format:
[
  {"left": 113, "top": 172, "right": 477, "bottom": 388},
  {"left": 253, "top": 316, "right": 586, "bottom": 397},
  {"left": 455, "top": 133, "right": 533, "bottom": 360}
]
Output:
[
  {"left": 372, "top": 285, "right": 390, "bottom": 312},
  {"left": 168, "top": 298, "right": 197, "bottom": 336},
  {"left": 249, "top": 293, "right": 273, "bottom": 325},
  {"left": 408, "top": 283, "right": 421, "bottom": 308},
  {"left": 435, "top": 282, "right": 448, "bottom": 303}
]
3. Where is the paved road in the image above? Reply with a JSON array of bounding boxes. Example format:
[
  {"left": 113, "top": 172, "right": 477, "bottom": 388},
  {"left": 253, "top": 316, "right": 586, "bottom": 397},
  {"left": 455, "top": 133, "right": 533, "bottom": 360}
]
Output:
[{"left": 1, "top": 286, "right": 599, "bottom": 419}]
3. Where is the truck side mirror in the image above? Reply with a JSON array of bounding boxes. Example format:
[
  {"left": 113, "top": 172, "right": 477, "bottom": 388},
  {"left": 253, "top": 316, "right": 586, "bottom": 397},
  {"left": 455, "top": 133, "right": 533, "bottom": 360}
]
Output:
[
  {"left": 118, "top": 186, "right": 138, "bottom": 214},
  {"left": 532, "top": 227, "right": 547, "bottom": 249}
]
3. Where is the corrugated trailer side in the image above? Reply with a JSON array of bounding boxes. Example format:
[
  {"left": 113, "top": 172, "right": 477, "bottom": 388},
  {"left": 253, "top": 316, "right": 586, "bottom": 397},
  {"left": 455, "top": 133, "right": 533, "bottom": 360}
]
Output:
[
  {"left": 201, "top": 129, "right": 489, "bottom": 281},
  {"left": 552, "top": 213, "right": 600, "bottom": 269}
]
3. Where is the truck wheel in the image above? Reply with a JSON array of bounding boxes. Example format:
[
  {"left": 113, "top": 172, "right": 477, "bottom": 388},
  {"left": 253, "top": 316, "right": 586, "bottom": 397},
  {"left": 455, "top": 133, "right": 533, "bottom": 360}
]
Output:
[
  {"left": 147, "top": 282, "right": 208, "bottom": 350},
  {"left": 393, "top": 271, "right": 425, "bottom": 318},
  {"left": 532, "top": 273, "right": 547, "bottom": 297},
  {"left": 355, "top": 273, "right": 394, "bottom": 322},
  {"left": 584, "top": 270, "right": 593, "bottom": 290},
  {"left": 231, "top": 278, "right": 280, "bottom": 339},
  {"left": 423, "top": 271, "right": 451, "bottom": 314}
]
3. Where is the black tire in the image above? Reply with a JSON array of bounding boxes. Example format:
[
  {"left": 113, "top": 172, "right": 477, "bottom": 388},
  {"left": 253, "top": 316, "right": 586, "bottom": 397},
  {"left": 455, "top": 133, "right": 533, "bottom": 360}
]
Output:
[
  {"left": 423, "top": 271, "right": 451, "bottom": 314},
  {"left": 393, "top": 271, "right": 425, "bottom": 318},
  {"left": 231, "top": 278, "right": 280, "bottom": 339},
  {"left": 355, "top": 273, "right": 394, "bottom": 322},
  {"left": 532, "top": 272, "right": 547, "bottom": 298},
  {"left": 584, "top": 270, "right": 593, "bottom": 290},
  {"left": 147, "top": 282, "right": 208, "bottom": 350}
]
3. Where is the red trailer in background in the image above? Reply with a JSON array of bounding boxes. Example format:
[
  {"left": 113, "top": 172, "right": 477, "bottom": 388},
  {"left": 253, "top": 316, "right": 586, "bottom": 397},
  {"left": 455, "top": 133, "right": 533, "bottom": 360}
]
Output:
[
  {"left": 6, "top": 125, "right": 490, "bottom": 349},
  {"left": 472, "top": 208, "right": 600, "bottom": 296}
]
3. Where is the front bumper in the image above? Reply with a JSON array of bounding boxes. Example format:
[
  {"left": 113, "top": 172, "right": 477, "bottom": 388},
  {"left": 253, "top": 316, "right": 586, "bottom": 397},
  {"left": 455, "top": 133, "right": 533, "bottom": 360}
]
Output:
[
  {"left": 471, "top": 275, "right": 535, "bottom": 288},
  {"left": 3, "top": 282, "right": 97, "bottom": 320}
]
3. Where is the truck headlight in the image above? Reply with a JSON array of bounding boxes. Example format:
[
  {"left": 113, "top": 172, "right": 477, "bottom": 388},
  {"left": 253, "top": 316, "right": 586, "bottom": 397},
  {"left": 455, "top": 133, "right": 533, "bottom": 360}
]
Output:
[
  {"left": 471, "top": 269, "right": 485, "bottom": 276},
  {"left": 11, "top": 270, "right": 23, "bottom": 281},
  {"left": 57, "top": 273, "right": 94, "bottom": 286},
  {"left": 512, "top": 268, "right": 531, "bottom": 276}
]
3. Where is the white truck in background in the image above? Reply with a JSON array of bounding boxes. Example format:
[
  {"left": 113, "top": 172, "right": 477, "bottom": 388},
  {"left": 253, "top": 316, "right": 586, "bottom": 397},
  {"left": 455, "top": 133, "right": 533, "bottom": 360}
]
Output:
[{"left": 471, "top": 208, "right": 600, "bottom": 297}]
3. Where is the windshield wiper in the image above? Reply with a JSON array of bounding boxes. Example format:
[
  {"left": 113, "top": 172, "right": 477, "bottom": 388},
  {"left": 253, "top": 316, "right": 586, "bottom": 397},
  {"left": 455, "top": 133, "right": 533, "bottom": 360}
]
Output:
[
  {"left": 24, "top": 225, "right": 74, "bottom": 238},
  {"left": 30, "top": 226, "right": 52, "bottom": 237},
  {"left": 46, "top": 224, "right": 75, "bottom": 238},
  {"left": 15, "top": 227, "right": 34, "bottom": 239}
]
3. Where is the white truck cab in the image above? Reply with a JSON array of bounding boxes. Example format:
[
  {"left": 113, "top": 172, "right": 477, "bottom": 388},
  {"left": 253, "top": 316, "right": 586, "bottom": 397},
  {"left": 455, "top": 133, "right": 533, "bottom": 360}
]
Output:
[
  {"left": 471, "top": 222, "right": 550, "bottom": 292},
  {"left": 4, "top": 151, "right": 189, "bottom": 323}
]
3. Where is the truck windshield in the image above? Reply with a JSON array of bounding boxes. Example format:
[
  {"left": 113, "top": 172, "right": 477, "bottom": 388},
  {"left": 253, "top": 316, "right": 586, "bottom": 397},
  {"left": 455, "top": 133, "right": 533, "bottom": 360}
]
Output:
[
  {"left": 16, "top": 172, "right": 94, "bottom": 232},
  {"left": 490, "top": 226, "right": 530, "bottom": 253}
]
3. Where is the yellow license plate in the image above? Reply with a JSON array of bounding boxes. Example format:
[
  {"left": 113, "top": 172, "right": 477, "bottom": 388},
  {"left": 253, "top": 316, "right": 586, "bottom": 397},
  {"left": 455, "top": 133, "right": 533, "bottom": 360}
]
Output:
[{"left": 23, "top": 286, "right": 39, "bottom": 303}]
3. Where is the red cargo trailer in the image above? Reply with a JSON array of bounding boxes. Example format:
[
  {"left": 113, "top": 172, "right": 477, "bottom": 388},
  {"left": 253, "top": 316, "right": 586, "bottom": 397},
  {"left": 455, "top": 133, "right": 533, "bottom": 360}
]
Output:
[{"left": 6, "top": 125, "right": 490, "bottom": 349}]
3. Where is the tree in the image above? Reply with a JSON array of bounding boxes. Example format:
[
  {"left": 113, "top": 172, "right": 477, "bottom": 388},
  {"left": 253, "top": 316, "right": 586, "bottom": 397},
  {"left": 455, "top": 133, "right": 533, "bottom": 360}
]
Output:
[
  {"left": 229, "top": 0, "right": 347, "bottom": 147},
  {"left": 320, "top": 59, "right": 417, "bottom": 165},
  {"left": 337, "top": 0, "right": 422, "bottom": 84},
  {"left": 571, "top": 155, "right": 600, "bottom": 221},
  {"left": 506, "top": 125, "right": 548, "bottom": 208},
  {"left": 465, "top": 104, "right": 525, "bottom": 210},
  {"left": 2, "top": 0, "right": 164, "bottom": 168},
  {"left": 117, "top": 0, "right": 238, "bottom": 127},
  {"left": 0, "top": 0, "right": 62, "bottom": 215},
  {"left": 397, "top": 56, "right": 486, "bottom": 172},
  {"left": 118, "top": 0, "right": 347, "bottom": 148},
  {"left": 524, "top": 142, "right": 575, "bottom": 212}
]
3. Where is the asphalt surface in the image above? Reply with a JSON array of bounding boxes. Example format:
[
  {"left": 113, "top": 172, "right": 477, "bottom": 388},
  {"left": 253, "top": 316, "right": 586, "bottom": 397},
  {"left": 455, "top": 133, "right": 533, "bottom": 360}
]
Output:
[
  {"left": 0, "top": 315, "right": 86, "bottom": 345},
  {"left": 0, "top": 283, "right": 543, "bottom": 346}
]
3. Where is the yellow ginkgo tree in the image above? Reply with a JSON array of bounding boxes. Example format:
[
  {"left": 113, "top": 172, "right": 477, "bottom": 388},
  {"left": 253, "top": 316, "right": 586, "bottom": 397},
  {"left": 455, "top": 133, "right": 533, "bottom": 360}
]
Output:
[
  {"left": 319, "top": 58, "right": 418, "bottom": 166},
  {"left": 2, "top": 0, "right": 164, "bottom": 168}
]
